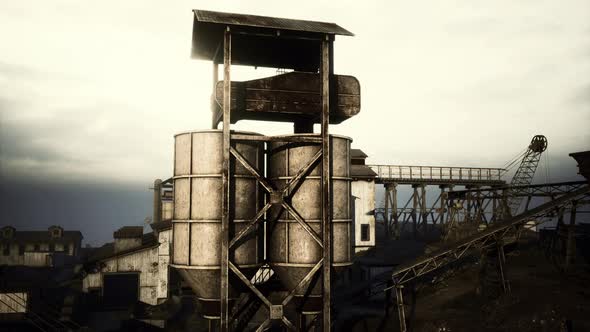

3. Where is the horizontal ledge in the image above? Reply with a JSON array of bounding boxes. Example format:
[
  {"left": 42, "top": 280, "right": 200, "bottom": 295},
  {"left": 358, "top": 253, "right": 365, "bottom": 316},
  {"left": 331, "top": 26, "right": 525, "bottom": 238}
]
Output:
[
  {"left": 172, "top": 219, "right": 262, "bottom": 223},
  {"left": 170, "top": 263, "right": 262, "bottom": 270},
  {"left": 270, "top": 219, "right": 352, "bottom": 223},
  {"left": 268, "top": 176, "right": 352, "bottom": 181},
  {"left": 172, "top": 174, "right": 258, "bottom": 179},
  {"left": 270, "top": 262, "right": 352, "bottom": 267},
  {"left": 231, "top": 134, "right": 323, "bottom": 143}
]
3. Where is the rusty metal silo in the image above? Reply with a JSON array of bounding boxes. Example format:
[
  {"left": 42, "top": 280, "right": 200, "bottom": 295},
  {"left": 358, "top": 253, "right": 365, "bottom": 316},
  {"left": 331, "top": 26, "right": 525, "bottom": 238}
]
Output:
[
  {"left": 170, "top": 130, "right": 264, "bottom": 319},
  {"left": 267, "top": 134, "right": 353, "bottom": 313}
]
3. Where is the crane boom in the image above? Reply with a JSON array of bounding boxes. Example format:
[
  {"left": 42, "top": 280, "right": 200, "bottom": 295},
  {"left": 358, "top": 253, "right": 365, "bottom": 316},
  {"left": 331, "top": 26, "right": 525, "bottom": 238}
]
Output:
[{"left": 506, "top": 135, "right": 547, "bottom": 215}]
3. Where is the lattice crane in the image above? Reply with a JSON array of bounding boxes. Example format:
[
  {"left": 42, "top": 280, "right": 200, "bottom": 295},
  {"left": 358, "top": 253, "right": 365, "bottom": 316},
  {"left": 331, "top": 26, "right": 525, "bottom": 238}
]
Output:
[{"left": 504, "top": 135, "right": 548, "bottom": 216}]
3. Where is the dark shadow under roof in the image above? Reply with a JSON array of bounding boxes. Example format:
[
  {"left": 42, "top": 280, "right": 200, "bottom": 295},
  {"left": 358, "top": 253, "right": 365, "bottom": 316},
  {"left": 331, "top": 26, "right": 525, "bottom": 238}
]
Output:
[{"left": 191, "top": 9, "right": 354, "bottom": 70}]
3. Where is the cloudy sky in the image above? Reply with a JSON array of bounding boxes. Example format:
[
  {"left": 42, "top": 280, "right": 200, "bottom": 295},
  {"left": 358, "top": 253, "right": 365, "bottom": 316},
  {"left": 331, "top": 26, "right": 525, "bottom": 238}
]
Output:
[{"left": 1, "top": 0, "right": 588, "bottom": 245}]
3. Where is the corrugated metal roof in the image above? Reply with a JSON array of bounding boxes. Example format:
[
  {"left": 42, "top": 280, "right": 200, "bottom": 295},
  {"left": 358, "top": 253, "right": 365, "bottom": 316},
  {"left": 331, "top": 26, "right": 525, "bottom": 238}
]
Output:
[{"left": 194, "top": 9, "right": 353, "bottom": 36}]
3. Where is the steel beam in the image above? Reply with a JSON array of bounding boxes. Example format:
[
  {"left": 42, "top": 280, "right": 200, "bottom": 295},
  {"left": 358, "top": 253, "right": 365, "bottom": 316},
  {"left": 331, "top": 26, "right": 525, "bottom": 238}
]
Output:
[
  {"left": 565, "top": 200, "right": 578, "bottom": 271},
  {"left": 321, "top": 35, "right": 332, "bottom": 332},
  {"left": 220, "top": 27, "right": 231, "bottom": 332}
]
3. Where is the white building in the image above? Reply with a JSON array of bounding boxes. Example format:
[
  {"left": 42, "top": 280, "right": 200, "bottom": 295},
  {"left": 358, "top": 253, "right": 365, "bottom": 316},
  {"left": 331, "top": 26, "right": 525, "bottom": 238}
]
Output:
[
  {"left": 82, "top": 221, "right": 172, "bottom": 306},
  {"left": 350, "top": 149, "right": 377, "bottom": 254}
]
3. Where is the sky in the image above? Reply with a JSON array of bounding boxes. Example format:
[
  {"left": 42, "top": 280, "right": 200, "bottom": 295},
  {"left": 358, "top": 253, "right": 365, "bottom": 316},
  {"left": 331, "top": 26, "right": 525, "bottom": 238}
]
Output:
[{"left": 1, "top": 0, "right": 589, "bottom": 245}]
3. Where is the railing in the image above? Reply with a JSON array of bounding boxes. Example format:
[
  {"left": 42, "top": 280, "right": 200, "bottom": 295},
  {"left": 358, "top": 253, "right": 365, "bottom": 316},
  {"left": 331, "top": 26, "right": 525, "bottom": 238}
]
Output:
[{"left": 368, "top": 165, "right": 504, "bottom": 183}]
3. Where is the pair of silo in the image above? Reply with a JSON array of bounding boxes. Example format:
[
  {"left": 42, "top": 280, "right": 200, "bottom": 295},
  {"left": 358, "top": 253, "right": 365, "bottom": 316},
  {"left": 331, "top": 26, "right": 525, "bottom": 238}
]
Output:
[{"left": 170, "top": 130, "right": 352, "bottom": 318}]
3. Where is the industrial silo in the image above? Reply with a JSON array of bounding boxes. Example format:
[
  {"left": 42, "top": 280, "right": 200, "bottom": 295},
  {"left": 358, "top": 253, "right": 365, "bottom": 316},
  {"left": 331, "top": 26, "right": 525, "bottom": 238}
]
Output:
[
  {"left": 170, "top": 130, "right": 264, "bottom": 319},
  {"left": 267, "top": 134, "right": 353, "bottom": 313}
]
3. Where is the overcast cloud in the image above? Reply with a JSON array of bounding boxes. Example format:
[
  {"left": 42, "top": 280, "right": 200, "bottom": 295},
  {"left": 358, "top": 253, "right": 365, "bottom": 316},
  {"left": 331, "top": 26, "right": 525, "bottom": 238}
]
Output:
[{"left": 0, "top": 0, "right": 588, "bottom": 244}]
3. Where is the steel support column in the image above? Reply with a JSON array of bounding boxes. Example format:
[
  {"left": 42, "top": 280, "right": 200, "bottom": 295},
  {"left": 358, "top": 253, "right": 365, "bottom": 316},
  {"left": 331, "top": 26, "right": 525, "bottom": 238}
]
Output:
[
  {"left": 321, "top": 35, "right": 333, "bottom": 332},
  {"left": 420, "top": 185, "right": 428, "bottom": 236},
  {"left": 444, "top": 185, "right": 454, "bottom": 224},
  {"left": 396, "top": 286, "right": 407, "bottom": 332},
  {"left": 436, "top": 185, "right": 447, "bottom": 225},
  {"left": 497, "top": 242, "right": 510, "bottom": 293},
  {"left": 220, "top": 27, "right": 231, "bottom": 332},
  {"left": 384, "top": 184, "right": 390, "bottom": 239},
  {"left": 565, "top": 200, "right": 578, "bottom": 271},
  {"left": 392, "top": 184, "right": 399, "bottom": 239},
  {"left": 411, "top": 185, "right": 419, "bottom": 239}
]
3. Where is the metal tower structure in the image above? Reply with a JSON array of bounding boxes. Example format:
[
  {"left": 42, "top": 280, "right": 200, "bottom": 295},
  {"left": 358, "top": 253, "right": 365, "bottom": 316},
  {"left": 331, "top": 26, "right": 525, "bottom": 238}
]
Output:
[
  {"left": 171, "top": 10, "right": 358, "bottom": 332},
  {"left": 505, "top": 135, "right": 548, "bottom": 216}
]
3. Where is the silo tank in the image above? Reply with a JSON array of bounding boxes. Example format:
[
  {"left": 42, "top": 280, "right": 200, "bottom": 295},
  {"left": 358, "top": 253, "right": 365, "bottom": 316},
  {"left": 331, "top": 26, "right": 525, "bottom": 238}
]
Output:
[
  {"left": 267, "top": 134, "right": 353, "bottom": 313},
  {"left": 170, "top": 130, "right": 263, "bottom": 319}
]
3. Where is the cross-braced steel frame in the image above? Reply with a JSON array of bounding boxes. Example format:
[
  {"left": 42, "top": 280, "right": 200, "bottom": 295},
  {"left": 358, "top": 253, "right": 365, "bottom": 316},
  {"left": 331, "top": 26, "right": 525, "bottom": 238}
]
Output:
[
  {"left": 215, "top": 27, "right": 335, "bottom": 331},
  {"left": 386, "top": 182, "right": 589, "bottom": 332},
  {"left": 379, "top": 184, "right": 455, "bottom": 239},
  {"left": 445, "top": 181, "right": 589, "bottom": 231}
]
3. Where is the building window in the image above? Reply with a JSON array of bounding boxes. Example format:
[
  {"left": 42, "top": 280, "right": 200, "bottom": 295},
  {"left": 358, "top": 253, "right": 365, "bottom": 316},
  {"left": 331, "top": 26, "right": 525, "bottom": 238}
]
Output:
[
  {"left": 64, "top": 244, "right": 69, "bottom": 254},
  {"left": 34, "top": 244, "right": 40, "bottom": 251},
  {"left": 19, "top": 245, "right": 25, "bottom": 256},
  {"left": 2, "top": 244, "right": 10, "bottom": 256},
  {"left": 49, "top": 244, "right": 55, "bottom": 252},
  {"left": 361, "top": 224, "right": 370, "bottom": 242}
]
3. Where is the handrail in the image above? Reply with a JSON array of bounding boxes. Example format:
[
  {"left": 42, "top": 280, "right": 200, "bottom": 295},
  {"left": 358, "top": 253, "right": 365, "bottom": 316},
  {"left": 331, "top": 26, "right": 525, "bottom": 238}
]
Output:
[{"left": 368, "top": 165, "right": 505, "bottom": 182}]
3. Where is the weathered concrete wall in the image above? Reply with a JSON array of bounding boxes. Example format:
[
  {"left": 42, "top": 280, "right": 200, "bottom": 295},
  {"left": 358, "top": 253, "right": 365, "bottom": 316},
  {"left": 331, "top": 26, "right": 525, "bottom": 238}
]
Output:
[
  {"left": 162, "top": 201, "right": 173, "bottom": 221},
  {"left": 352, "top": 179, "right": 376, "bottom": 253},
  {"left": 156, "top": 229, "right": 171, "bottom": 302},
  {"left": 0, "top": 293, "right": 27, "bottom": 313},
  {"left": 83, "top": 229, "right": 171, "bottom": 306}
]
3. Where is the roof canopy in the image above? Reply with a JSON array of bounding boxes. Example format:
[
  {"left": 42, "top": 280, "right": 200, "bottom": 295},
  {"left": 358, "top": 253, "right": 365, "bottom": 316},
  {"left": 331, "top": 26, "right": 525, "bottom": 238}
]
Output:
[{"left": 191, "top": 10, "right": 353, "bottom": 71}]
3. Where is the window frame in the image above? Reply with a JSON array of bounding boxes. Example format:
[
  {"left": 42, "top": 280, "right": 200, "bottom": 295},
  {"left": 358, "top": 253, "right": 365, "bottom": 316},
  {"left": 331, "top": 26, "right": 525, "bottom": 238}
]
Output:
[{"left": 360, "top": 224, "right": 370, "bottom": 242}]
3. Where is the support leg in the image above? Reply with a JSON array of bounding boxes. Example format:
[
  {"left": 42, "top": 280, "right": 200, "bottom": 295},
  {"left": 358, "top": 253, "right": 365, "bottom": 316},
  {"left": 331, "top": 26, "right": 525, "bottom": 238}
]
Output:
[
  {"left": 392, "top": 184, "right": 399, "bottom": 239},
  {"left": 420, "top": 185, "right": 428, "bottom": 236},
  {"left": 412, "top": 185, "right": 418, "bottom": 239},
  {"left": 384, "top": 185, "right": 390, "bottom": 239},
  {"left": 497, "top": 243, "right": 510, "bottom": 293},
  {"left": 395, "top": 285, "right": 407, "bottom": 332},
  {"left": 565, "top": 201, "right": 578, "bottom": 271},
  {"left": 385, "top": 280, "right": 393, "bottom": 316}
]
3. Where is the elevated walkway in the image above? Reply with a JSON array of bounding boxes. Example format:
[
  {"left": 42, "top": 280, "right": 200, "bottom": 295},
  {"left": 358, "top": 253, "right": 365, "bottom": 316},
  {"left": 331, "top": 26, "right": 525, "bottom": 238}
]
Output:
[{"left": 368, "top": 165, "right": 505, "bottom": 186}]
